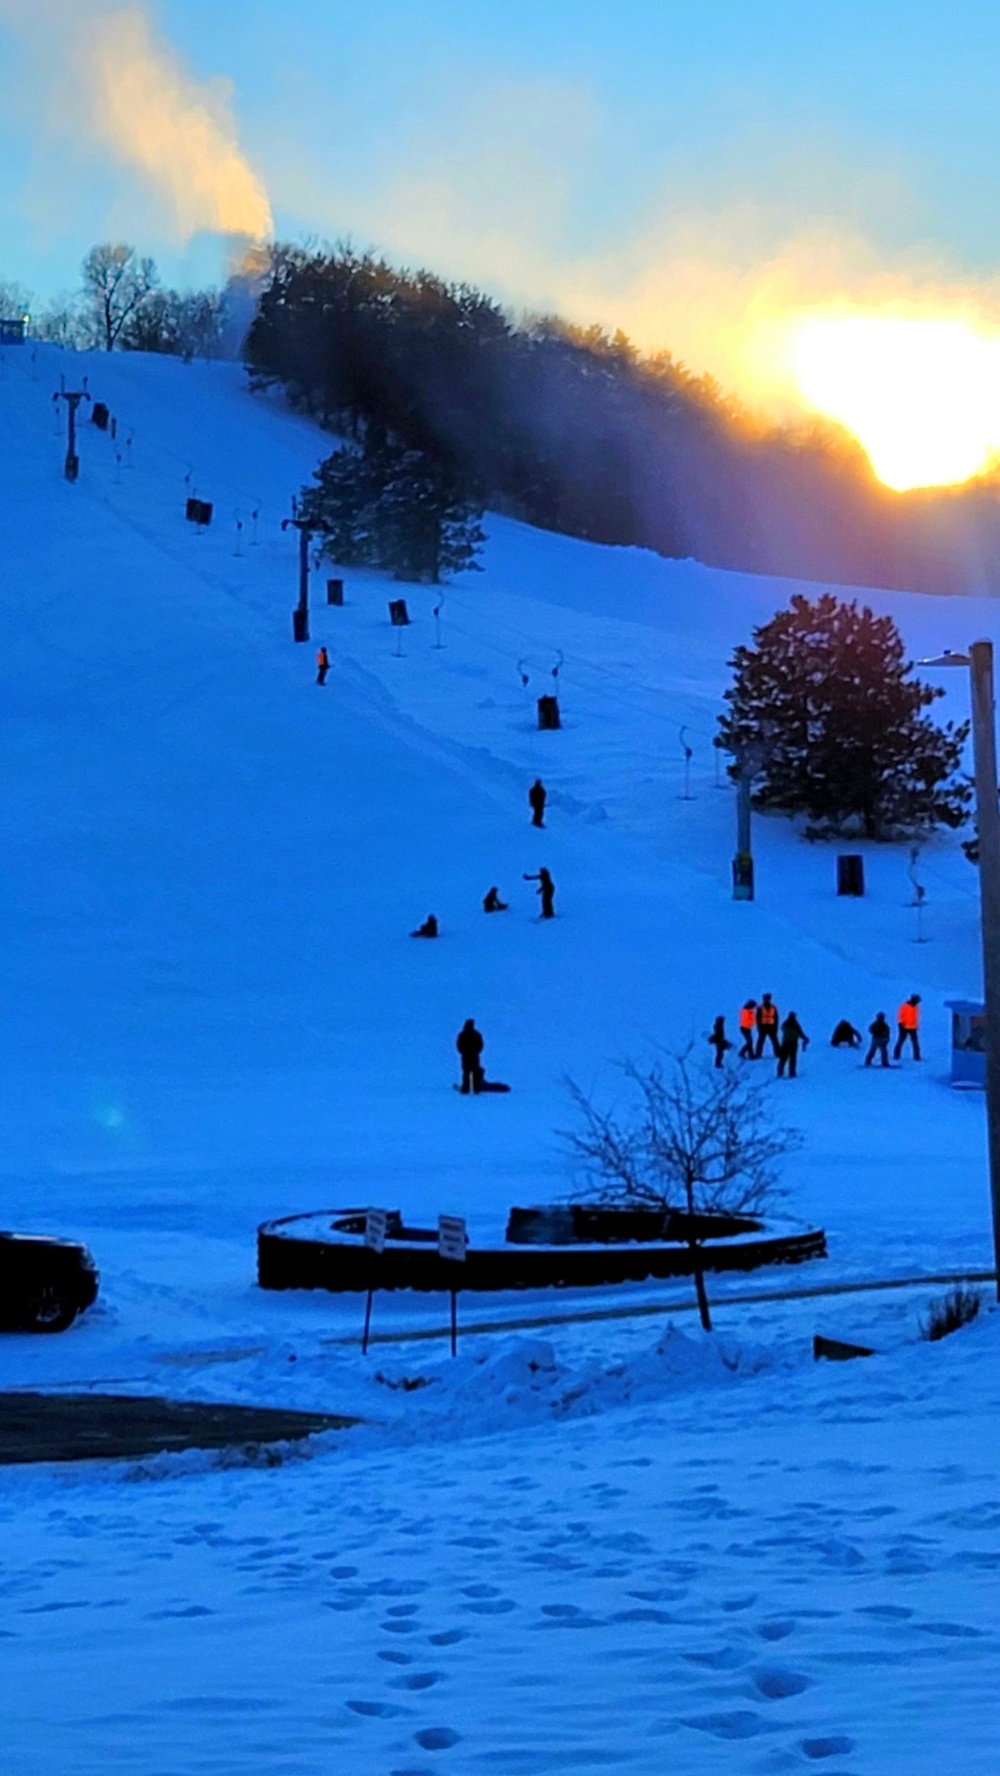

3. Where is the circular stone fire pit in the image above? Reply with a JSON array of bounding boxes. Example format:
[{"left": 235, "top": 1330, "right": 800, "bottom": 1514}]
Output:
[{"left": 257, "top": 1205, "right": 826, "bottom": 1294}]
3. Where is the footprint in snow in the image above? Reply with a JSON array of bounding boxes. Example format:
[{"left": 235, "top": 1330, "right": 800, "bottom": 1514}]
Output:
[
  {"left": 414, "top": 1727, "right": 461, "bottom": 1751},
  {"left": 752, "top": 1665, "right": 812, "bottom": 1700},
  {"left": 801, "top": 1734, "right": 855, "bottom": 1759}
]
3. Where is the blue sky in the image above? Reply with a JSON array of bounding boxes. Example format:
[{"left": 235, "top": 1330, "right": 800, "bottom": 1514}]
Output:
[{"left": 3, "top": 0, "right": 1000, "bottom": 382}]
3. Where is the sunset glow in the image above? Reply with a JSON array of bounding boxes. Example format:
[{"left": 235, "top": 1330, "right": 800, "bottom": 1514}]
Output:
[{"left": 789, "top": 312, "right": 1000, "bottom": 492}]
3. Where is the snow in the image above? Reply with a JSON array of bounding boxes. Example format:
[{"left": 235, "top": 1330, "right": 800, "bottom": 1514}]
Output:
[{"left": 1, "top": 341, "right": 998, "bottom": 1771}]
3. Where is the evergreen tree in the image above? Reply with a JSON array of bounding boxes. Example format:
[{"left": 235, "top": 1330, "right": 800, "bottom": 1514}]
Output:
[
  {"left": 717, "top": 593, "right": 972, "bottom": 838},
  {"left": 299, "top": 435, "right": 485, "bottom": 583}
]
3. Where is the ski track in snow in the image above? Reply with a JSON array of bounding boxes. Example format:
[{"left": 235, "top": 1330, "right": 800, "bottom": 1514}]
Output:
[{"left": 1, "top": 345, "right": 999, "bottom": 1771}]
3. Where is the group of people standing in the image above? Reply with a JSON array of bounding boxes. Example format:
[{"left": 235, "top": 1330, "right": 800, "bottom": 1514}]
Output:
[
  {"left": 709, "top": 993, "right": 924, "bottom": 1079},
  {"left": 710, "top": 996, "right": 809, "bottom": 1077}
]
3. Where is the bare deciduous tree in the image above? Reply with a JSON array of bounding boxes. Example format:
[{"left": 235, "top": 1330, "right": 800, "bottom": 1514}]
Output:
[
  {"left": 562, "top": 1051, "right": 799, "bottom": 1330},
  {"left": 81, "top": 244, "right": 158, "bottom": 351}
]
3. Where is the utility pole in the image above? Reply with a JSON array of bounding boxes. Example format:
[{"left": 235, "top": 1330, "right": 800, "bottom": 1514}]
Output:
[
  {"left": 922, "top": 643, "right": 1000, "bottom": 1300},
  {"left": 281, "top": 499, "right": 315, "bottom": 642},
  {"left": 52, "top": 376, "right": 90, "bottom": 481},
  {"left": 970, "top": 641, "right": 1000, "bottom": 1300}
]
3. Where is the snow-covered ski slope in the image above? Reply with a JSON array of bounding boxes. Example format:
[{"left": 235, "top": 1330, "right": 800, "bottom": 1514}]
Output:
[{"left": 2, "top": 344, "right": 999, "bottom": 1775}]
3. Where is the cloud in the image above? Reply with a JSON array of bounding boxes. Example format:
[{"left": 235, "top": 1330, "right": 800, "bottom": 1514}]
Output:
[{"left": 0, "top": 0, "right": 272, "bottom": 244}]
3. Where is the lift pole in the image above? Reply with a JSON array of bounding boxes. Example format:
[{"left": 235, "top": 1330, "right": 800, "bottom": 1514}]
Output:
[{"left": 53, "top": 376, "right": 90, "bottom": 481}]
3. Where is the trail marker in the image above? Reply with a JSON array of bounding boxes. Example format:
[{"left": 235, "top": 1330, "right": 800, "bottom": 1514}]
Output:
[
  {"left": 361, "top": 1209, "right": 389, "bottom": 1354},
  {"left": 438, "top": 1215, "right": 468, "bottom": 1355}
]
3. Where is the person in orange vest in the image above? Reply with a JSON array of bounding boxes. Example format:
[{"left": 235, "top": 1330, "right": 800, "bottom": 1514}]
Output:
[
  {"left": 755, "top": 993, "right": 780, "bottom": 1058},
  {"left": 738, "top": 1000, "right": 757, "bottom": 1060},
  {"left": 893, "top": 993, "right": 922, "bottom": 1060},
  {"left": 316, "top": 645, "right": 330, "bottom": 686}
]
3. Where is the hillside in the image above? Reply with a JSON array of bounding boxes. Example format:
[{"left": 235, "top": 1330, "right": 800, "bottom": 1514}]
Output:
[{"left": 1, "top": 343, "right": 998, "bottom": 1775}]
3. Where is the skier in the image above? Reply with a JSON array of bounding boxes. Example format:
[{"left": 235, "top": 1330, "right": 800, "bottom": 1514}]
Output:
[
  {"left": 755, "top": 993, "right": 780, "bottom": 1058},
  {"left": 776, "top": 1012, "right": 809, "bottom": 1079},
  {"left": 894, "top": 994, "right": 922, "bottom": 1060},
  {"left": 738, "top": 1000, "right": 757, "bottom": 1060},
  {"left": 316, "top": 645, "right": 330, "bottom": 686},
  {"left": 708, "top": 1016, "right": 733, "bottom": 1069},
  {"left": 456, "top": 1018, "right": 485, "bottom": 1095},
  {"left": 529, "top": 779, "right": 547, "bottom": 828},
  {"left": 831, "top": 1019, "right": 862, "bottom": 1049},
  {"left": 411, "top": 914, "right": 438, "bottom": 939},
  {"left": 483, "top": 886, "right": 508, "bottom": 913},
  {"left": 524, "top": 867, "right": 555, "bottom": 918},
  {"left": 865, "top": 1012, "right": 891, "bottom": 1069}
]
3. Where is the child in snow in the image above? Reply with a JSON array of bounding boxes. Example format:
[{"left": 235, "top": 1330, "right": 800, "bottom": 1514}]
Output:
[
  {"left": 483, "top": 887, "right": 508, "bottom": 912},
  {"left": 865, "top": 1012, "right": 891, "bottom": 1069},
  {"left": 411, "top": 914, "right": 438, "bottom": 939},
  {"left": 738, "top": 1000, "right": 757, "bottom": 1059},
  {"left": 708, "top": 1016, "right": 733, "bottom": 1068},
  {"left": 831, "top": 1019, "right": 862, "bottom": 1048}
]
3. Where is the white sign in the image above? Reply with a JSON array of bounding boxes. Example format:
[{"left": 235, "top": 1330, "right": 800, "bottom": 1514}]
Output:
[
  {"left": 365, "top": 1209, "right": 389, "bottom": 1254},
  {"left": 438, "top": 1214, "right": 468, "bottom": 1263}
]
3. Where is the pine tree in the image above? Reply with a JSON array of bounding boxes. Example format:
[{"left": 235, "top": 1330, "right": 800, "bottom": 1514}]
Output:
[
  {"left": 717, "top": 593, "right": 972, "bottom": 839},
  {"left": 299, "top": 436, "right": 485, "bottom": 583}
]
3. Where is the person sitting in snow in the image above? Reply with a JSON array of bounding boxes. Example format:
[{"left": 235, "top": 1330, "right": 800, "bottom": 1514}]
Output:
[
  {"left": 483, "top": 886, "right": 508, "bottom": 912},
  {"left": 831, "top": 1019, "right": 862, "bottom": 1048},
  {"left": 411, "top": 914, "right": 438, "bottom": 939}
]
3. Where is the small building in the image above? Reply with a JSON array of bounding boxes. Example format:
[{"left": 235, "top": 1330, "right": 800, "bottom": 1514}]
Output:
[
  {"left": 0, "top": 316, "right": 27, "bottom": 346},
  {"left": 947, "top": 999, "right": 986, "bottom": 1086}
]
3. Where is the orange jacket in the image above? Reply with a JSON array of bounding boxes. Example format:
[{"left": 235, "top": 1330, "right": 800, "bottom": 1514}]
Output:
[
  {"left": 898, "top": 1001, "right": 920, "bottom": 1030},
  {"left": 317, "top": 648, "right": 329, "bottom": 667},
  {"left": 739, "top": 1007, "right": 756, "bottom": 1032},
  {"left": 758, "top": 1002, "right": 778, "bottom": 1028}
]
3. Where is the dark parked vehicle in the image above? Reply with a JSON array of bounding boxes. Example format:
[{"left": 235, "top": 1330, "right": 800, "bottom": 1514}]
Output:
[{"left": 0, "top": 1232, "right": 99, "bottom": 1332}]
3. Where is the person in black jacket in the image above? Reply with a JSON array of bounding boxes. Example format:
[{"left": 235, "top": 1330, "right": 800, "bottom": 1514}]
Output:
[
  {"left": 777, "top": 1012, "right": 809, "bottom": 1078},
  {"left": 708, "top": 1016, "right": 732, "bottom": 1069},
  {"left": 456, "top": 1019, "right": 485, "bottom": 1094},
  {"left": 529, "top": 779, "right": 547, "bottom": 828},
  {"left": 483, "top": 886, "right": 508, "bottom": 912},
  {"left": 524, "top": 867, "right": 555, "bottom": 918},
  {"left": 411, "top": 914, "right": 438, "bottom": 938},
  {"left": 831, "top": 1019, "right": 862, "bottom": 1048},
  {"left": 865, "top": 1012, "right": 891, "bottom": 1069}
]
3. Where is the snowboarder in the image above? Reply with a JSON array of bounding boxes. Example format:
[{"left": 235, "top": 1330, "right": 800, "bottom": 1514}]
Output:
[
  {"left": 738, "top": 1000, "right": 757, "bottom": 1059},
  {"left": 831, "top": 1019, "right": 862, "bottom": 1049},
  {"left": 865, "top": 1012, "right": 891, "bottom": 1069},
  {"left": 776, "top": 1012, "right": 809, "bottom": 1078},
  {"left": 708, "top": 1016, "right": 733, "bottom": 1069},
  {"left": 456, "top": 1019, "right": 485, "bottom": 1094},
  {"left": 316, "top": 646, "right": 330, "bottom": 686},
  {"left": 411, "top": 914, "right": 438, "bottom": 939},
  {"left": 529, "top": 779, "right": 547, "bottom": 828},
  {"left": 524, "top": 867, "right": 555, "bottom": 918},
  {"left": 483, "top": 886, "right": 508, "bottom": 912},
  {"left": 755, "top": 993, "right": 780, "bottom": 1058},
  {"left": 894, "top": 994, "right": 922, "bottom": 1060}
]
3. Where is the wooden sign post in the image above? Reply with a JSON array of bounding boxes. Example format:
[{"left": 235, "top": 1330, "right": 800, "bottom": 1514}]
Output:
[
  {"left": 438, "top": 1214, "right": 468, "bottom": 1356},
  {"left": 361, "top": 1208, "right": 388, "bottom": 1354}
]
